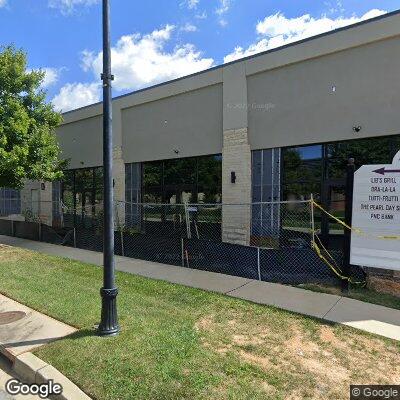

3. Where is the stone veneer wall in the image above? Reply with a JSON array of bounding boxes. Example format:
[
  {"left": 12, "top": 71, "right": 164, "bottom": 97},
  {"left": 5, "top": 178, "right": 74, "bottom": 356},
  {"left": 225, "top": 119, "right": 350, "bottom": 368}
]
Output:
[
  {"left": 113, "top": 146, "right": 126, "bottom": 226},
  {"left": 20, "top": 180, "right": 53, "bottom": 226},
  {"left": 222, "top": 128, "right": 252, "bottom": 246}
]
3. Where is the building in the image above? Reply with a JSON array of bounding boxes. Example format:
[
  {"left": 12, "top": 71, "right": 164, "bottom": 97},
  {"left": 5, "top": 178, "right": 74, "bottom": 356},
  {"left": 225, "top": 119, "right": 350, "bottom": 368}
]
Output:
[{"left": 3, "top": 11, "right": 400, "bottom": 273}]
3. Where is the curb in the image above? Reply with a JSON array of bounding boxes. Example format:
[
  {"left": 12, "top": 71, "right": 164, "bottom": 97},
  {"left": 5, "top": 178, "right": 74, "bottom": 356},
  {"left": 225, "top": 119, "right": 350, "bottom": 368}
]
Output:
[{"left": 13, "top": 352, "right": 91, "bottom": 400}]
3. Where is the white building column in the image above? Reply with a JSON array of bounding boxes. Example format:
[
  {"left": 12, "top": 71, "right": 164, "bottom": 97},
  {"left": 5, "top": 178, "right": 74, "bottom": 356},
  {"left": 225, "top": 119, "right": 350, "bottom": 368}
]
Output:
[{"left": 222, "top": 63, "right": 252, "bottom": 245}]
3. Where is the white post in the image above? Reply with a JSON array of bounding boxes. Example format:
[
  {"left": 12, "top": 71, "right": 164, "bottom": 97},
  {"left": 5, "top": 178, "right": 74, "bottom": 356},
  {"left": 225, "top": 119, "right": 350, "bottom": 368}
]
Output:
[{"left": 184, "top": 203, "right": 191, "bottom": 239}]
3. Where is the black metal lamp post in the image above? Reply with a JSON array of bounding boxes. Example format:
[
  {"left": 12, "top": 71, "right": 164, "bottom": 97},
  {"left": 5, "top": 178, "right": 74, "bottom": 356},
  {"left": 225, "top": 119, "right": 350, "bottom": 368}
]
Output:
[{"left": 98, "top": 0, "right": 120, "bottom": 336}]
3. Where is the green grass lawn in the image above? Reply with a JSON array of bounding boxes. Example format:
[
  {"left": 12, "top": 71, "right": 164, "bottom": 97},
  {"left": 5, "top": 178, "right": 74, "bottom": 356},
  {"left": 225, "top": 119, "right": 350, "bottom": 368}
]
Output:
[{"left": 0, "top": 245, "right": 399, "bottom": 400}]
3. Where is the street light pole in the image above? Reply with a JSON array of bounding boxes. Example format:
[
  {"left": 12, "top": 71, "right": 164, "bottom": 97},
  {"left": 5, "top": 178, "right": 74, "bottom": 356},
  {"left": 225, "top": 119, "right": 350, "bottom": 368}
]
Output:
[{"left": 98, "top": 0, "right": 120, "bottom": 336}]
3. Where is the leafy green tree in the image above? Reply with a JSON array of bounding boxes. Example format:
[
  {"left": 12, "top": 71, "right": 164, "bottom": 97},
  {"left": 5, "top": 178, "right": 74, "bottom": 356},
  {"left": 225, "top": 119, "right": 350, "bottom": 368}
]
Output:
[{"left": 0, "top": 45, "right": 65, "bottom": 188}]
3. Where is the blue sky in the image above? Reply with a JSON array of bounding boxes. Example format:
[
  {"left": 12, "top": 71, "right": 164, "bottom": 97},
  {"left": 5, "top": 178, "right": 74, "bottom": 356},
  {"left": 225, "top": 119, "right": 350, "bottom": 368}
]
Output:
[{"left": 1, "top": 0, "right": 399, "bottom": 111}]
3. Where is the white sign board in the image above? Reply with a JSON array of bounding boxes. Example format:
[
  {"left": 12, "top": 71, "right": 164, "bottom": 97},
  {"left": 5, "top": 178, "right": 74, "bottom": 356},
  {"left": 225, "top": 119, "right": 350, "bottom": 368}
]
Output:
[{"left": 351, "top": 151, "right": 400, "bottom": 271}]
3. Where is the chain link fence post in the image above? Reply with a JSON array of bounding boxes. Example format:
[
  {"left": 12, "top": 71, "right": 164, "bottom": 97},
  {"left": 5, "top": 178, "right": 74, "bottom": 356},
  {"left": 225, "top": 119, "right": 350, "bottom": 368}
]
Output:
[
  {"left": 120, "top": 230, "right": 124, "bottom": 257},
  {"left": 73, "top": 227, "right": 77, "bottom": 248},
  {"left": 257, "top": 247, "right": 261, "bottom": 281},
  {"left": 181, "top": 238, "right": 184, "bottom": 268}
]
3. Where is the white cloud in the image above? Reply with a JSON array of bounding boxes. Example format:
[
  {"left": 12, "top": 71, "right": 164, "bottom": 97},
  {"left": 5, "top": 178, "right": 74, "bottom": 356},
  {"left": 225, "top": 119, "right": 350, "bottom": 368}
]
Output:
[
  {"left": 181, "top": 23, "right": 197, "bottom": 32},
  {"left": 181, "top": 0, "right": 199, "bottom": 10},
  {"left": 81, "top": 25, "right": 214, "bottom": 92},
  {"left": 41, "top": 67, "right": 62, "bottom": 88},
  {"left": 0, "top": 0, "right": 7, "bottom": 8},
  {"left": 28, "top": 67, "right": 63, "bottom": 89},
  {"left": 48, "top": 0, "right": 99, "bottom": 14},
  {"left": 324, "top": 0, "right": 345, "bottom": 15},
  {"left": 52, "top": 82, "right": 101, "bottom": 112},
  {"left": 215, "top": 0, "right": 231, "bottom": 27},
  {"left": 195, "top": 11, "right": 207, "bottom": 19},
  {"left": 215, "top": 0, "right": 230, "bottom": 15},
  {"left": 218, "top": 18, "right": 228, "bottom": 27},
  {"left": 51, "top": 25, "right": 213, "bottom": 112},
  {"left": 224, "top": 9, "right": 386, "bottom": 63}
]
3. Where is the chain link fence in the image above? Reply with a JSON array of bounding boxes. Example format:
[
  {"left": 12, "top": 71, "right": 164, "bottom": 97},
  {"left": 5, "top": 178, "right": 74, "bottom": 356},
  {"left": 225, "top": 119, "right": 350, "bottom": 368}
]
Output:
[{"left": 0, "top": 199, "right": 365, "bottom": 285}]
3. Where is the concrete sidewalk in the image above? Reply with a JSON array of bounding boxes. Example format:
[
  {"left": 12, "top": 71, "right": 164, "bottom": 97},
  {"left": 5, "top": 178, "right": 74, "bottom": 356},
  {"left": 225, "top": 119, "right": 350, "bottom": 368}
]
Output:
[
  {"left": 0, "top": 294, "right": 76, "bottom": 361},
  {"left": 0, "top": 235, "right": 399, "bottom": 341}
]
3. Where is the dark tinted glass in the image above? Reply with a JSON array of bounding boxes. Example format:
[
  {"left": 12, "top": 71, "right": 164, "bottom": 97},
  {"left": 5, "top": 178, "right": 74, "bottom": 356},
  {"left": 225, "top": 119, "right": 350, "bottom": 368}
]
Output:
[
  {"left": 143, "top": 162, "right": 162, "bottom": 186},
  {"left": 62, "top": 170, "right": 74, "bottom": 191},
  {"left": 198, "top": 155, "right": 222, "bottom": 192},
  {"left": 143, "top": 187, "right": 162, "bottom": 203},
  {"left": 327, "top": 137, "right": 395, "bottom": 179},
  {"left": 94, "top": 168, "right": 103, "bottom": 188},
  {"left": 283, "top": 145, "right": 322, "bottom": 183},
  {"left": 164, "top": 158, "right": 196, "bottom": 185},
  {"left": 141, "top": 155, "right": 222, "bottom": 204},
  {"left": 252, "top": 150, "right": 262, "bottom": 187},
  {"left": 75, "top": 169, "right": 93, "bottom": 190},
  {"left": 282, "top": 182, "right": 321, "bottom": 201}
]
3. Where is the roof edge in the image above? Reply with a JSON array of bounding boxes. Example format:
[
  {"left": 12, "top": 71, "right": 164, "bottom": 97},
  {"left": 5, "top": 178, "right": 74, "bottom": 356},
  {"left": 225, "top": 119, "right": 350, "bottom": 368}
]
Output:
[{"left": 61, "top": 8, "right": 400, "bottom": 116}]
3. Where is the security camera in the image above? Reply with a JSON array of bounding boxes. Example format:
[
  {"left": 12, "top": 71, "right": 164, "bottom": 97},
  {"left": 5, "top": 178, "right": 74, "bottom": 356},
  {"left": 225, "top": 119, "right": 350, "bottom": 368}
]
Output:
[{"left": 352, "top": 126, "right": 362, "bottom": 133}]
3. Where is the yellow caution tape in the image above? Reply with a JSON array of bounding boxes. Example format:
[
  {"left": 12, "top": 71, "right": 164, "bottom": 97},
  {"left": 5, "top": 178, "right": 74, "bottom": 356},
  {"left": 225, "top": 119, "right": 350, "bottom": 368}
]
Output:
[
  {"left": 312, "top": 201, "right": 400, "bottom": 240},
  {"left": 311, "top": 237, "right": 366, "bottom": 286}
]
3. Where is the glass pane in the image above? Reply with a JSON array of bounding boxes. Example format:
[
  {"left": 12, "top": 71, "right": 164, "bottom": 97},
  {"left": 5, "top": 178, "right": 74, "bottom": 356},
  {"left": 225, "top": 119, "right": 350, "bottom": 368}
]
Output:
[
  {"left": 143, "top": 187, "right": 162, "bottom": 203},
  {"left": 328, "top": 137, "right": 393, "bottom": 172},
  {"left": 328, "top": 186, "right": 345, "bottom": 235},
  {"left": 143, "top": 162, "right": 163, "bottom": 186},
  {"left": 283, "top": 145, "right": 322, "bottom": 183},
  {"left": 62, "top": 190, "right": 74, "bottom": 209},
  {"left": 252, "top": 150, "right": 262, "bottom": 187},
  {"left": 198, "top": 155, "right": 222, "bottom": 203},
  {"left": 164, "top": 158, "right": 196, "bottom": 185},
  {"left": 282, "top": 182, "right": 321, "bottom": 202},
  {"left": 62, "top": 170, "right": 74, "bottom": 191},
  {"left": 75, "top": 169, "right": 93, "bottom": 190},
  {"left": 93, "top": 167, "right": 103, "bottom": 189}
]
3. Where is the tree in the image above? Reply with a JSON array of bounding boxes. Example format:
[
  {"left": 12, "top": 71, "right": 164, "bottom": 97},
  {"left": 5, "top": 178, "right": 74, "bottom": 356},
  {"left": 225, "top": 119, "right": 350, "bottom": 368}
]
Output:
[{"left": 0, "top": 46, "right": 65, "bottom": 188}]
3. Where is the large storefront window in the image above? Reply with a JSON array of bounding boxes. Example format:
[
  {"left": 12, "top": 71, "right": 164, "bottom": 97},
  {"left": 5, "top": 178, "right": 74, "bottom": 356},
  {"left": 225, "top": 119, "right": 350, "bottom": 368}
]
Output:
[
  {"left": 251, "top": 149, "right": 281, "bottom": 237},
  {"left": 141, "top": 155, "right": 222, "bottom": 204},
  {"left": 61, "top": 167, "right": 103, "bottom": 226},
  {"left": 0, "top": 188, "right": 21, "bottom": 216},
  {"left": 277, "top": 135, "right": 400, "bottom": 247},
  {"left": 282, "top": 145, "right": 323, "bottom": 202}
]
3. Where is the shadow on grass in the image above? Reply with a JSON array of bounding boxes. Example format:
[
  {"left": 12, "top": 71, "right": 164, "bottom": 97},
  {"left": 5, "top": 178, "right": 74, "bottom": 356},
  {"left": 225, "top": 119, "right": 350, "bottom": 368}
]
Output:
[{"left": 66, "top": 328, "right": 99, "bottom": 341}]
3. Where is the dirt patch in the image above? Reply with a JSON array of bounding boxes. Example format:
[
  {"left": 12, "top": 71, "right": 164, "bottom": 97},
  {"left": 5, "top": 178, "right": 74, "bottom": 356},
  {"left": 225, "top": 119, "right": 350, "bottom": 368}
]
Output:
[
  {"left": 194, "top": 312, "right": 400, "bottom": 399},
  {"left": 368, "top": 276, "right": 400, "bottom": 297},
  {"left": 239, "top": 350, "right": 273, "bottom": 370},
  {"left": 232, "top": 334, "right": 264, "bottom": 346},
  {"left": 0, "top": 245, "right": 28, "bottom": 262},
  {"left": 195, "top": 315, "right": 214, "bottom": 332}
]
